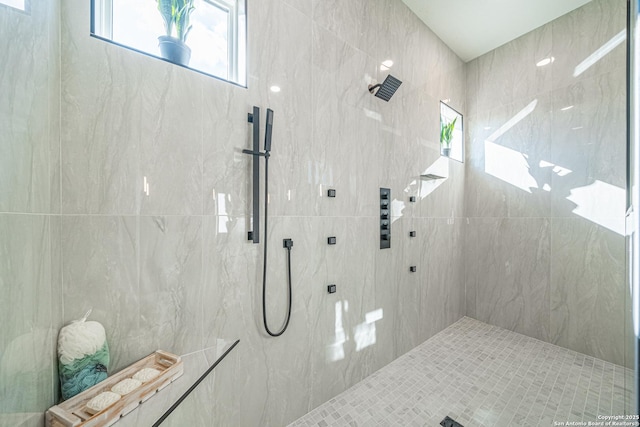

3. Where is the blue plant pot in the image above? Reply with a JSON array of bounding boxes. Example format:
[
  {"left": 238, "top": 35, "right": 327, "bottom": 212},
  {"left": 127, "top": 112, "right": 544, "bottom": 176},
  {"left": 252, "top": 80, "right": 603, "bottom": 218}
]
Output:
[{"left": 158, "top": 36, "right": 191, "bottom": 66}]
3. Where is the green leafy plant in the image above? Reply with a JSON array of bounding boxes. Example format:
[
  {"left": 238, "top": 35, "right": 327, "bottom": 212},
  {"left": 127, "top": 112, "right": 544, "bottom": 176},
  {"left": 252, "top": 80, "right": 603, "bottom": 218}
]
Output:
[
  {"left": 156, "top": 0, "right": 195, "bottom": 42},
  {"left": 440, "top": 117, "right": 457, "bottom": 148}
]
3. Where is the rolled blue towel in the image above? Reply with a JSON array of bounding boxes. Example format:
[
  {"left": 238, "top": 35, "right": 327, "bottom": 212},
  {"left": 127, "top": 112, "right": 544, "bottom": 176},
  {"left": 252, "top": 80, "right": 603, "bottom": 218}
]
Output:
[{"left": 60, "top": 364, "right": 108, "bottom": 401}]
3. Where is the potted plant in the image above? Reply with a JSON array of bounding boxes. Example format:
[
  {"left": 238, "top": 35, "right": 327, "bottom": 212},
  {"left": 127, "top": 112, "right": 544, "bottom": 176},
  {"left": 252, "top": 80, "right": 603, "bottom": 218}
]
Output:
[
  {"left": 440, "top": 116, "right": 457, "bottom": 157},
  {"left": 156, "top": 0, "right": 195, "bottom": 66}
]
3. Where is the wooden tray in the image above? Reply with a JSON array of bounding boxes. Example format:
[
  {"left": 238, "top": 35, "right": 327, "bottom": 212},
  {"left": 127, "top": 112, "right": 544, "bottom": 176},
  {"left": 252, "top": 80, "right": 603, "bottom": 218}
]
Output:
[{"left": 46, "top": 350, "right": 184, "bottom": 427}]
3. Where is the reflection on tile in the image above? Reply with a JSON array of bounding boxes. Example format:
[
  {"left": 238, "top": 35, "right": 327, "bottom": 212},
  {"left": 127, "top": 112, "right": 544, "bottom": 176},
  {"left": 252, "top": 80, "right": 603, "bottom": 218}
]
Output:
[
  {"left": 465, "top": 96, "right": 552, "bottom": 219},
  {"left": 309, "top": 217, "right": 377, "bottom": 409},
  {"left": 0, "top": 214, "right": 54, "bottom": 416},
  {"left": 551, "top": 0, "right": 627, "bottom": 90},
  {"left": 550, "top": 71, "right": 626, "bottom": 218}
]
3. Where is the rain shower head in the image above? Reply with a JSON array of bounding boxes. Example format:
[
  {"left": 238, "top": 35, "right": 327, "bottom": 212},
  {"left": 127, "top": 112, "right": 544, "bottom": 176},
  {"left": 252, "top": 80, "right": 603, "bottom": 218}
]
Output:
[{"left": 368, "top": 75, "right": 402, "bottom": 102}]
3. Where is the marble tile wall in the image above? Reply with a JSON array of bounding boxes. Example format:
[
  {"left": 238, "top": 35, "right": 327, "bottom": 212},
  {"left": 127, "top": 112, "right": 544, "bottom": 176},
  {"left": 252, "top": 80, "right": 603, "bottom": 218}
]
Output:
[
  {"left": 464, "top": 0, "right": 630, "bottom": 371},
  {"left": 52, "top": 0, "right": 465, "bottom": 425},
  {"left": 0, "top": 0, "right": 61, "bottom": 426}
]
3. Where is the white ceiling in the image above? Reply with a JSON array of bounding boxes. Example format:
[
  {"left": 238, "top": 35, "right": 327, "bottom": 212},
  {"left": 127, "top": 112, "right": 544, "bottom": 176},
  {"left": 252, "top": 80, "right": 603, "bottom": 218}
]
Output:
[{"left": 402, "top": 0, "right": 593, "bottom": 62}]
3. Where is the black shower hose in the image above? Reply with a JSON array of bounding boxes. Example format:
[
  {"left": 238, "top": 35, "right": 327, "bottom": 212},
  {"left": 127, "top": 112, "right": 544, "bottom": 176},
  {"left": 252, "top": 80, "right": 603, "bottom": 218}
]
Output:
[{"left": 262, "top": 152, "right": 292, "bottom": 337}]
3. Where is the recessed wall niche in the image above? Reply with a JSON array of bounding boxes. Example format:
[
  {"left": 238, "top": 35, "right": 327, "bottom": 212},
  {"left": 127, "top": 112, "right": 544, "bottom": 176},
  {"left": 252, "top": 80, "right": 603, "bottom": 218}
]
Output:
[{"left": 440, "top": 101, "right": 464, "bottom": 163}]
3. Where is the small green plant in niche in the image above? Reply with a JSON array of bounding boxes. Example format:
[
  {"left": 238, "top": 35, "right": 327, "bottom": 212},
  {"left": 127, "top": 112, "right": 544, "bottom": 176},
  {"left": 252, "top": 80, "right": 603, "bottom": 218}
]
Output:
[
  {"left": 440, "top": 116, "right": 457, "bottom": 157},
  {"left": 156, "top": 0, "right": 196, "bottom": 66}
]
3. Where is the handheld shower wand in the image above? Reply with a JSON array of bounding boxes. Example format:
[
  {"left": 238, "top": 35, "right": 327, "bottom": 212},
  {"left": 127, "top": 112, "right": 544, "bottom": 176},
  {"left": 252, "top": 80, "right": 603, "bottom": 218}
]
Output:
[
  {"left": 244, "top": 107, "right": 293, "bottom": 337},
  {"left": 264, "top": 108, "right": 273, "bottom": 152}
]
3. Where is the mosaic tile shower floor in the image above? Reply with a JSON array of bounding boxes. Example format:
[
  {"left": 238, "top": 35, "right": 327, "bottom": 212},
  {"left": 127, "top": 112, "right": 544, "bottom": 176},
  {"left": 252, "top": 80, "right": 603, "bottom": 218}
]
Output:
[{"left": 289, "top": 317, "right": 634, "bottom": 427}]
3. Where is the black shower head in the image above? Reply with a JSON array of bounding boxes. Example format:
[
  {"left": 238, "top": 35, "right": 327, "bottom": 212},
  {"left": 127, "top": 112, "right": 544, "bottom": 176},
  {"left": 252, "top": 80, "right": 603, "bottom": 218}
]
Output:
[
  {"left": 368, "top": 75, "right": 402, "bottom": 102},
  {"left": 264, "top": 108, "right": 274, "bottom": 152}
]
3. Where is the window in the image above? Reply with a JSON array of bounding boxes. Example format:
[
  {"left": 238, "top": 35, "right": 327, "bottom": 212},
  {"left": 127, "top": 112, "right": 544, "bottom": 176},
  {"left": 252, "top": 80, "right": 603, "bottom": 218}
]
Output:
[
  {"left": 91, "top": 0, "right": 246, "bottom": 86},
  {"left": 0, "top": 0, "right": 28, "bottom": 12},
  {"left": 440, "top": 102, "right": 464, "bottom": 163}
]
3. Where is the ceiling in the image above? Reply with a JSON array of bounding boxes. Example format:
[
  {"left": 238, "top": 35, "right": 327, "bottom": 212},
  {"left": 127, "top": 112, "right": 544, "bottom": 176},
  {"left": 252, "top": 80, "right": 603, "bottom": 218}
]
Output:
[{"left": 402, "top": 0, "right": 593, "bottom": 62}]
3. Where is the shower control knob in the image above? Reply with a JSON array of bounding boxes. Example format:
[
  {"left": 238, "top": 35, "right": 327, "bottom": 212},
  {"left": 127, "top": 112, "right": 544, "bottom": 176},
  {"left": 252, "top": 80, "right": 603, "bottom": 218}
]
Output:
[
  {"left": 328, "top": 189, "right": 336, "bottom": 198},
  {"left": 380, "top": 187, "right": 391, "bottom": 250},
  {"left": 328, "top": 284, "right": 337, "bottom": 294},
  {"left": 328, "top": 237, "right": 337, "bottom": 245},
  {"left": 410, "top": 266, "right": 417, "bottom": 272},
  {"left": 409, "top": 231, "right": 416, "bottom": 237}
]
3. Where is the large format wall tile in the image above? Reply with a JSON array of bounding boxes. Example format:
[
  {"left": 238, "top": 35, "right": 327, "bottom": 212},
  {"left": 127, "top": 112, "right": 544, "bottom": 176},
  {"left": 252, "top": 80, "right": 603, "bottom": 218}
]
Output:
[
  {"left": 248, "top": 0, "right": 314, "bottom": 218},
  {"left": 311, "top": 0, "right": 375, "bottom": 58},
  {"left": 465, "top": 95, "right": 553, "bottom": 219},
  {"left": 372, "top": 215, "right": 403, "bottom": 371},
  {"left": 139, "top": 64, "right": 205, "bottom": 216},
  {"left": 0, "top": 0, "right": 60, "bottom": 422},
  {"left": 309, "top": 217, "right": 378, "bottom": 409},
  {"left": 201, "top": 216, "right": 267, "bottom": 427},
  {"left": 474, "top": 23, "right": 552, "bottom": 112},
  {"left": 0, "top": 214, "right": 55, "bottom": 419},
  {"left": 60, "top": 1, "right": 143, "bottom": 215},
  {"left": 202, "top": 215, "right": 330, "bottom": 425},
  {"left": 139, "top": 216, "right": 204, "bottom": 355},
  {"left": 281, "top": 0, "right": 311, "bottom": 17},
  {"left": 202, "top": 81, "right": 252, "bottom": 218},
  {"left": 61, "top": 216, "right": 141, "bottom": 372},
  {"left": 464, "top": 0, "right": 628, "bottom": 369},
  {"left": 467, "top": 218, "right": 551, "bottom": 341},
  {"left": 0, "top": 1, "right": 54, "bottom": 214},
  {"left": 393, "top": 218, "right": 422, "bottom": 356},
  {"left": 550, "top": 218, "right": 625, "bottom": 366},
  {"left": 420, "top": 218, "right": 465, "bottom": 339},
  {"left": 551, "top": 0, "right": 627, "bottom": 91}
]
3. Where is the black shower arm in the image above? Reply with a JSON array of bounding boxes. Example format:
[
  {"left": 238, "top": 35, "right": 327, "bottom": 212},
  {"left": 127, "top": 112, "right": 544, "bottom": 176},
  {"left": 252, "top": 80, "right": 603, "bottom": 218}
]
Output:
[
  {"left": 368, "top": 83, "right": 382, "bottom": 93},
  {"left": 242, "top": 149, "right": 270, "bottom": 158}
]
